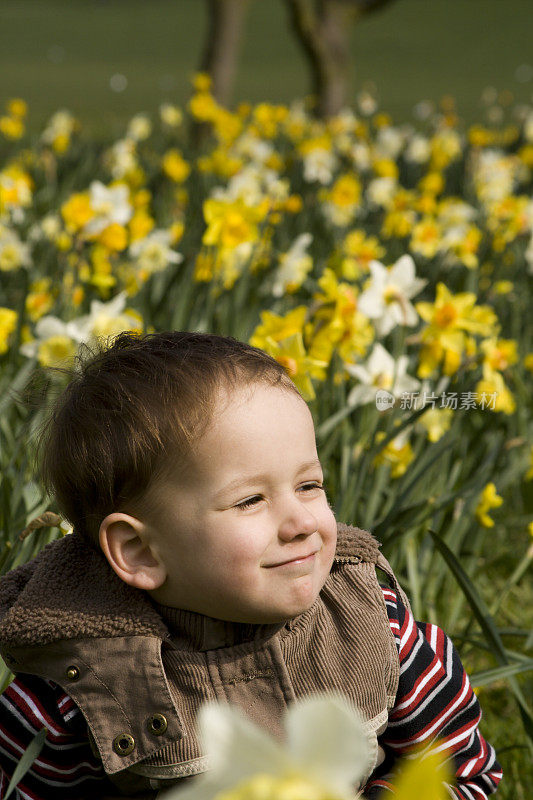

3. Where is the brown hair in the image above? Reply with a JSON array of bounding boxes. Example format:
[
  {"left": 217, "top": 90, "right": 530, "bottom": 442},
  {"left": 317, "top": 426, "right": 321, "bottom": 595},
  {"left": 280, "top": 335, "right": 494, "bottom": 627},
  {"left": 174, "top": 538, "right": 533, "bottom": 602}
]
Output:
[{"left": 37, "top": 331, "right": 302, "bottom": 543}]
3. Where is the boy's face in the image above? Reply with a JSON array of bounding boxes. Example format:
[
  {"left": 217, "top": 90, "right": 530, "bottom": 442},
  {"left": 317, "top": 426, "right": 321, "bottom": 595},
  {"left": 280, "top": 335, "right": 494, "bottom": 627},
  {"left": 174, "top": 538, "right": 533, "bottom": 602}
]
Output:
[{"left": 143, "top": 382, "right": 338, "bottom": 623}]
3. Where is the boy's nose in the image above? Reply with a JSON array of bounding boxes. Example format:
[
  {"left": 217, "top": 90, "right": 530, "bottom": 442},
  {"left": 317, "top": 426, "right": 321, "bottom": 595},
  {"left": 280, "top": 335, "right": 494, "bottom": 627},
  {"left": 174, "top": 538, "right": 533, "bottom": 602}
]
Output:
[{"left": 277, "top": 499, "right": 318, "bottom": 541}]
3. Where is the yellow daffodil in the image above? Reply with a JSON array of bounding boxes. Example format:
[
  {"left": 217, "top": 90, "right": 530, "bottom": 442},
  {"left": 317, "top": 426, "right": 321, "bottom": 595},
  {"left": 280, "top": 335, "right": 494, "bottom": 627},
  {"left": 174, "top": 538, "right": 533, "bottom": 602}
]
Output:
[
  {"left": 162, "top": 149, "right": 191, "bottom": 183},
  {"left": 0, "top": 308, "right": 17, "bottom": 354},
  {"left": 25, "top": 279, "right": 54, "bottom": 322},
  {"left": 475, "top": 482, "right": 503, "bottom": 528},
  {"left": 0, "top": 116, "right": 24, "bottom": 140},
  {"left": 416, "top": 283, "right": 498, "bottom": 377},
  {"left": 6, "top": 98, "right": 27, "bottom": 119},
  {"left": 341, "top": 229, "right": 385, "bottom": 279},
  {"left": 429, "top": 128, "right": 462, "bottom": 170},
  {"left": 480, "top": 338, "right": 518, "bottom": 373},
  {"left": 250, "top": 307, "right": 308, "bottom": 349},
  {"left": 320, "top": 174, "right": 361, "bottom": 227},
  {"left": 188, "top": 90, "right": 219, "bottom": 122},
  {"left": 311, "top": 268, "right": 374, "bottom": 363},
  {"left": 98, "top": 223, "right": 128, "bottom": 252},
  {"left": 476, "top": 367, "right": 516, "bottom": 414},
  {"left": 409, "top": 217, "right": 443, "bottom": 259},
  {"left": 0, "top": 164, "right": 33, "bottom": 216},
  {"left": 203, "top": 198, "right": 263, "bottom": 251},
  {"left": 198, "top": 147, "right": 244, "bottom": 178},
  {"left": 129, "top": 209, "right": 155, "bottom": 242},
  {"left": 417, "top": 407, "right": 454, "bottom": 443},
  {"left": 61, "top": 192, "right": 93, "bottom": 233},
  {"left": 373, "top": 431, "right": 415, "bottom": 479},
  {"left": 418, "top": 171, "right": 445, "bottom": 195},
  {"left": 258, "top": 332, "right": 328, "bottom": 401}
]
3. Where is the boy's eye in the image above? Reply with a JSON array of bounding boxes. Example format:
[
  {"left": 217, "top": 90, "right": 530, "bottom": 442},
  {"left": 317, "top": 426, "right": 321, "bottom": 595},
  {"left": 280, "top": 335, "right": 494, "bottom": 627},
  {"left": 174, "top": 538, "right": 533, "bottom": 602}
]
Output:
[
  {"left": 302, "top": 482, "right": 324, "bottom": 492},
  {"left": 236, "top": 495, "right": 262, "bottom": 510},
  {"left": 235, "top": 483, "right": 324, "bottom": 511}
]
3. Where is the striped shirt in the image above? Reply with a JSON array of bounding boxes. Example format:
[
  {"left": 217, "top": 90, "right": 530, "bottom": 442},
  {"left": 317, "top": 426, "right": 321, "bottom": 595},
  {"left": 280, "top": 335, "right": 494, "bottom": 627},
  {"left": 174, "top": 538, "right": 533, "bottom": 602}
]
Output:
[{"left": 0, "top": 588, "right": 502, "bottom": 799}]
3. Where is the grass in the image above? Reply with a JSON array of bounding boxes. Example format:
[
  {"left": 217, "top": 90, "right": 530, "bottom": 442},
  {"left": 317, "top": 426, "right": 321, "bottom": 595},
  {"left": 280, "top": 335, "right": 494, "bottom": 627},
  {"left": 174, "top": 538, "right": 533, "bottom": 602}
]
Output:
[{"left": 0, "top": 0, "right": 532, "bottom": 135}]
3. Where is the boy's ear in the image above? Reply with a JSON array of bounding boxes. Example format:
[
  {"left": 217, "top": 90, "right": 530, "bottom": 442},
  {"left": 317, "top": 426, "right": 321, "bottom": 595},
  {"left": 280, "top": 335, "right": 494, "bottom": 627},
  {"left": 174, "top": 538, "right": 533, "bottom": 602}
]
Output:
[{"left": 99, "top": 512, "right": 167, "bottom": 591}]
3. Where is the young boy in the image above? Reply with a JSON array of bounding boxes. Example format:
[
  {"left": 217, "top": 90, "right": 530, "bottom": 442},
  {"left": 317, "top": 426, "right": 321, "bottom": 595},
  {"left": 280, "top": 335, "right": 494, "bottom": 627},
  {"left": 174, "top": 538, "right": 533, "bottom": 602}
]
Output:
[{"left": 0, "top": 331, "right": 502, "bottom": 799}]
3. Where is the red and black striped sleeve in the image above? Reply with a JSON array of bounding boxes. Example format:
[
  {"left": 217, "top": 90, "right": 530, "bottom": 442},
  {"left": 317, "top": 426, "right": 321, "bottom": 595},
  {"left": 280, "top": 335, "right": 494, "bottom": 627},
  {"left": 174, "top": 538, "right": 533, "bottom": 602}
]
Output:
[
  {"left": 0, "top": 673, "right": 114, "bottom": 799},
  {"left": 363, "top": 587, "right": 503, "bottom": 799}
]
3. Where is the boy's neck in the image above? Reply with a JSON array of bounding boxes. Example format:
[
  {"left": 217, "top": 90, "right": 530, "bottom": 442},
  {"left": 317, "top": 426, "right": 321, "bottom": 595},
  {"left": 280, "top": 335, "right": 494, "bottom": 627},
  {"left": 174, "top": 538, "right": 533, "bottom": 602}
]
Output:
[{"left": 151, "top": 600, "right": 287, "bottom": 651}]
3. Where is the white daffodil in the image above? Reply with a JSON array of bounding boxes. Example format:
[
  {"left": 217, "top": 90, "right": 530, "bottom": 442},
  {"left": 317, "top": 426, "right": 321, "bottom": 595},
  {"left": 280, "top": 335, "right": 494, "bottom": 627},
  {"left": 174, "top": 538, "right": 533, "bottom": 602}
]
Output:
[
  {"left": 84, "top": 181, "right": 133, "bottom": 236},
  {"left": 129, "top": 229, "right": 183, "bottom": 276},
  {"left": 213, "top": 165, "right": 287, "bottom": 207},
  {"left": 404, "top": 134, "right": 431, "bottom": 164},
  {"left": 0, "top": 224, "right": 31, "bottom": 272},
  {"left": 272, "top": 233, "right": 313, "bottom": 297},
  {"left": 349, "top": 141, "right": 372, "bottom": 172},
  {"left": 20, "top": 315, "right": 85, "bottom": 367},
  {"left": 127, "top": 113, "right": 152, "bottom": 142},
  {"left": 365, "top": 176, "right": 397, "bottom": 209},
  {"left": 375, "top": 125, "right": 406, "bottom": 160},
  {"left": 345, "top": 343, "right": 420, "bottom": 407},
  {"left": 161, "top": 694, "right": 372, "bottom": 800},
  {"left": 302, "top": 148, "right": 337, "bottom": 184},
  {"left": 68, "top": 291, "right": 142, "bottom": 343},
  {"left": 357, "top": 255, "right": 427, "bottom": 337},
  {"left": 104, "top": 139, "right": 139, "bottom": 180},
  {"left": 160, "top": 103, "right": 183, "bottom": 128},
  {"left": 233, "top": 133, "right": 274, "bottom": 165},
  {"left": 40, "top": 110, "right": 77, "bottom": 145},
  {"left": 436, "top": 198, "right": 477, "bottom": 227}
]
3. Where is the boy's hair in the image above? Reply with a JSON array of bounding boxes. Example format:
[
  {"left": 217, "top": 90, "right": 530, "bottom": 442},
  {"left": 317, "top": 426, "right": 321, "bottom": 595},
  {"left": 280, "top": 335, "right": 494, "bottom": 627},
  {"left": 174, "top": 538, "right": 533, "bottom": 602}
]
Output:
[{"left": 37, "top": 331, "right": 302, "bottom": 544}]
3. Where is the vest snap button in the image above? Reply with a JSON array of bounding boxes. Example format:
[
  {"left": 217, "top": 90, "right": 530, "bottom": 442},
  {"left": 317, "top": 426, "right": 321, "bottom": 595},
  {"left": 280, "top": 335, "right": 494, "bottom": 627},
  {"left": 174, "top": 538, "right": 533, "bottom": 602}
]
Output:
[
  {"left": 112, "top": 733, "right": 135, "bottom": 756},
  {"left": 147, "top": 713, "right": 168, "bottom": 735},
  {"left": 65, "top": 665, "right": 80, "bottom": 681}
]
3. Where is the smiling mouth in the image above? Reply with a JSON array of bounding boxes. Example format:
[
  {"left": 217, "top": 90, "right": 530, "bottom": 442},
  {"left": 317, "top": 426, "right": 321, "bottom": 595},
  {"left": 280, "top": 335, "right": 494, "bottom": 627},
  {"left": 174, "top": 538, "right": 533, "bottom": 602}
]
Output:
[{"left": 264, "top": 551, "right": 318, "bottom": 568}]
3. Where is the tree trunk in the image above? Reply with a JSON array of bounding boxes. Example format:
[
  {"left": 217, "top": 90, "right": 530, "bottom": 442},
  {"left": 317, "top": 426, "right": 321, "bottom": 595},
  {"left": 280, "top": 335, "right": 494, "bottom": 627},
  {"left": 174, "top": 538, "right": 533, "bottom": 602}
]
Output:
[
  {"left": 200, "top": 0, "right": 251, "bottom": 107},
  {"left": 286, "top": 0, "right": 397, "bottom": 119}
]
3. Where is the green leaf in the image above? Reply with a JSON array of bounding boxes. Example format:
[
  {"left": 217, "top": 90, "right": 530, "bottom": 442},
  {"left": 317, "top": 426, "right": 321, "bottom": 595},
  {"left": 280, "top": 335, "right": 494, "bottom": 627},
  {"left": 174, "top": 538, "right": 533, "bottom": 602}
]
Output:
[
  {"left": 428, "top": 529, "right": 533, "bottom": 739},
  {"left": 5, "top": 727, "right": 47, "bottom": 799},
  {"left": 471, "top": 659, "right": 533, "bottom": 687}
]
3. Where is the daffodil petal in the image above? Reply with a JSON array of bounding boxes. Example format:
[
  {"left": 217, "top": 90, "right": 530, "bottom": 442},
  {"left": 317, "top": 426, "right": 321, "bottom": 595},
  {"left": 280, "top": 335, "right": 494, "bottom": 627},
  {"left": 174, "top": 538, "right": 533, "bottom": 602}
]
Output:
[{"left": 285, "top": 695, "right": 371, "bottom": 797}]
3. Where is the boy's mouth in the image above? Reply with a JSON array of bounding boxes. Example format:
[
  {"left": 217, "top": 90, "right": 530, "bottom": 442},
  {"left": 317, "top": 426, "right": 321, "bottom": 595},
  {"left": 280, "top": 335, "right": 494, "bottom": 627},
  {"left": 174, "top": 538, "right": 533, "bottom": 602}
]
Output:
[{"left": 264, "top": 549, "right": 318, "bottom": 568}]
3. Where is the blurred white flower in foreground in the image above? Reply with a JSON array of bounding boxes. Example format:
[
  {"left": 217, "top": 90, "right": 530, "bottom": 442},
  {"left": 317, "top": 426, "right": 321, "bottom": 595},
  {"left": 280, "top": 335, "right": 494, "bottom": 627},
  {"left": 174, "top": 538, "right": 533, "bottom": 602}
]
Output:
[{"left": 161, "top": 694, "right": 371, "bottom": 800}]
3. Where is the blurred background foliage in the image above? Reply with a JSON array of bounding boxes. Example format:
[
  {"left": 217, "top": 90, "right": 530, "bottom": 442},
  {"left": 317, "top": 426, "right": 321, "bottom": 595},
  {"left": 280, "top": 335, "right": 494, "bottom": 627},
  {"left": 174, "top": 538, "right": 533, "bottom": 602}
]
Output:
[{"left": 0, "top": 0, "right": 532, "bottom": 136}]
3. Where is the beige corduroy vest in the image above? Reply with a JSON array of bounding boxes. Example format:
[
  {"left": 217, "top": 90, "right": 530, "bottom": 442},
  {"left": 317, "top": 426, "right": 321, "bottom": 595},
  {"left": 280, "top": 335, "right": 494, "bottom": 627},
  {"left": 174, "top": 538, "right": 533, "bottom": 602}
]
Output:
[{"left": 0, "top": 523, "right": 409, "bottom": 799}]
